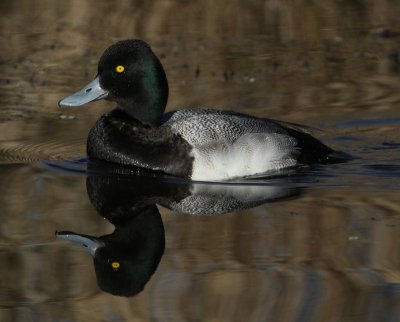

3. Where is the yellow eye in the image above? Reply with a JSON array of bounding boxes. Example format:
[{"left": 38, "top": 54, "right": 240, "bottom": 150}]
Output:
[
  {"left": 111, "top": 261, "right": 120, "bottom": 270},
  {"left": 115, "top": 65, "right": 125, "bottom": 73}
]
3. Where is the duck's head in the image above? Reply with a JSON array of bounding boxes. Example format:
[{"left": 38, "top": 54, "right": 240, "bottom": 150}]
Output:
[{"left": 59, "top": 39, "right": 169, "bottom": 125}]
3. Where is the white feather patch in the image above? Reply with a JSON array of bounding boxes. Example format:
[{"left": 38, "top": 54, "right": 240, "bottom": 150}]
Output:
[{"left": 190, "top": 133, "right": 299, "bottom": 181}]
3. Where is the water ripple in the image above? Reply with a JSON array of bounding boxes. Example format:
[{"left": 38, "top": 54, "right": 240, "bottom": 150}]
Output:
[{"left": 0, "top": 139, "right": 84, "bottom": 164}]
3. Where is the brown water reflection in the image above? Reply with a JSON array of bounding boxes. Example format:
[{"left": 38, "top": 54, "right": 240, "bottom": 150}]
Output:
[{"left": 1, "top": 1, "right": 400, "bottom": 322}]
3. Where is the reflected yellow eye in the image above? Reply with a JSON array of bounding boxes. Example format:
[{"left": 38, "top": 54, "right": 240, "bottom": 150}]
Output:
[
  {"left": 115, "top": 65, "right": 125, "bottom": 73},
  {"left": 111, "top": 262, "right": 120, "bottom": 270}
]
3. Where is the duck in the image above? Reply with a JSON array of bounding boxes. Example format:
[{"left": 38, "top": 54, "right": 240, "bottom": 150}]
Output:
[{"left": 59, "top": 39, "right": 345, "bottom": 181}]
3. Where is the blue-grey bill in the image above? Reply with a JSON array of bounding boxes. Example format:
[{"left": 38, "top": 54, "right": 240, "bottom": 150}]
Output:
[
  {"left": 58, "top": 76, "right": 108, "bottom": 107},
  {"left": 56, "top": 230, "right": 105, "bottom": 256}
]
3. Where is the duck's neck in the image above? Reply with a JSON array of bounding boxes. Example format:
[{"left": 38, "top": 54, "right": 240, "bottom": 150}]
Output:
[
  {"left": 117, "top": 57, "right": 168, "bottom": 126},
  {"left": 116, "top": 99, "right": 164, "bottom": 126}
]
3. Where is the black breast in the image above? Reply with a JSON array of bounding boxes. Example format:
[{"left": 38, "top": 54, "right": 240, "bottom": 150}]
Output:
[{"left": 87, "top": 109, "right": 193, "bottom": 177}]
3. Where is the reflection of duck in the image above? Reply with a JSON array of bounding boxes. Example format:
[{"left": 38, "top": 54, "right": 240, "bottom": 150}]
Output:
[
  {"left": 56, "top": 171, "right": 299, "bottom": 297},
  {"left": 57, "top": 204, "right": 164, "bottom": 297},
  {"left": 59, "top": 39, "right": 346, "bottom": 181},
  {"left": 85, "top": 164, "right": 299, "bottom": 216}
]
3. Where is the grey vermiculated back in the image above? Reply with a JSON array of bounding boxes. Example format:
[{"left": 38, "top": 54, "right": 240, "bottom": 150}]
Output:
[{"left": 163, "top": 109, "right": 286, "bottom": 145}]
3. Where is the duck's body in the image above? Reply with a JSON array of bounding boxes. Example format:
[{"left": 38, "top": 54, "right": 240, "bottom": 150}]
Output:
[
  {"left": 88, "top": 107, "right": 335, "bottom": 181},
  {"left": 59, "top": 39, "right": 343, "bottom": 181}
]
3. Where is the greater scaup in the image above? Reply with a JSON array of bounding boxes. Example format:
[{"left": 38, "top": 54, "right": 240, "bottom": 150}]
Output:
[{"left": 59, "top": 39, "right": 345, "bottom": 181}]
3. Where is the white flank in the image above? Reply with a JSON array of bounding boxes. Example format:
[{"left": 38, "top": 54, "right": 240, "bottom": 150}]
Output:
[{"left": 190, "top": 133, "right": 298, "bottom": 181}]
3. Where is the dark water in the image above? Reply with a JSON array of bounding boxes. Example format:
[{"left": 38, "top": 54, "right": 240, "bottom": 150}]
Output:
[{"left": 1, "top": 1, "right": 400, "bottom": 322}]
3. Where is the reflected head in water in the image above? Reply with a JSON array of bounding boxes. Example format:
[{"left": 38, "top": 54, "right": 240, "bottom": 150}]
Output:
[
  {"left": 56, "top": 173, "right": 166, "bottom": 297},
  {"left": 56, "top": 204, "right": 164, "bottom": 297},
  {"left": 56, "top": 164, "right": 300, "bottom": 297}
]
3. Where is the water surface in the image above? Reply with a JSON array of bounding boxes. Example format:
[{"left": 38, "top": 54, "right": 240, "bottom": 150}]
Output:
[{"left": 1, "top": 1, "right": 400, "bottom": 322}]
